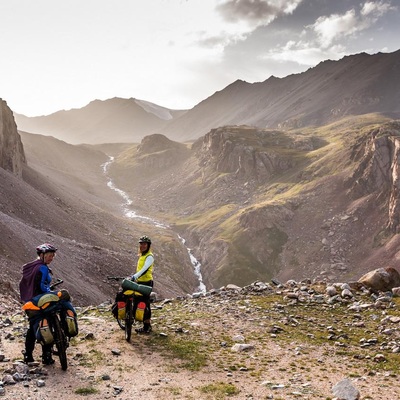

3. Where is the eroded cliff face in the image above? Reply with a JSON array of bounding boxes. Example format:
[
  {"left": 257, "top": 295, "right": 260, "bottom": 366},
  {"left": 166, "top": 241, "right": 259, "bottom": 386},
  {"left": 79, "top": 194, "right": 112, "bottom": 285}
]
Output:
[
  {"left": 388, "top": 138, "right": 400, "bottom": 233},
  {"left": 346, "top": 121, "right": 400, "bottom": 233},
  {"left": 0, "top": 99, "right": 26, "bottom": 176},
  {"left": 194, "top": 126, "right": 321, "bottom": 183}
]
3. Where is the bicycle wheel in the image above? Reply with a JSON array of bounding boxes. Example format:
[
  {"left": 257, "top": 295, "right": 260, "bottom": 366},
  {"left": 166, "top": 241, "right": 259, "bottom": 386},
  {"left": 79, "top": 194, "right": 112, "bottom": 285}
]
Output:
[
  {"left": 53, "top": 314, "right": 68, "bottom": 370},
  {"left": 117, "top": 316, "right": 125, "bottom": 330},
  {"left": 125, "top": 297, "right": 133, "bottom": 342}
]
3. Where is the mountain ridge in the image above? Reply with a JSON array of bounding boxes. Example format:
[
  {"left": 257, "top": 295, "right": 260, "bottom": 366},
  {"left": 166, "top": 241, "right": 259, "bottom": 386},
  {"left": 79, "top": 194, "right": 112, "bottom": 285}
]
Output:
[
  {"left": 12, "top": 49, "right": 400, "bottom": 144},
  {"left": 14, "top": 97, "right": 188, "bottom": 145}
]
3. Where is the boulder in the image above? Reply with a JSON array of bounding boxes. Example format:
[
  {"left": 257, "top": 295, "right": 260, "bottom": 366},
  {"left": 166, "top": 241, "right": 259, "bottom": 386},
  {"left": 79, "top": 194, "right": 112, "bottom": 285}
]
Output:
[{"left": 358, "top": 267, "right": 400, "bottom": 292}]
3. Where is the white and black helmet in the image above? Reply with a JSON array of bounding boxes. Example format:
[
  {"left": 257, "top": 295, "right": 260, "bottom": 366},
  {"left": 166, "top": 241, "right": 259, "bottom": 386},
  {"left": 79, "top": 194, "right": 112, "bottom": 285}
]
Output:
[
  {"left": 138, "top": 235, "right": 151, "bottom": 244},
  {"left": 36, "top": 243, "right": 57, "bottom": 255}
]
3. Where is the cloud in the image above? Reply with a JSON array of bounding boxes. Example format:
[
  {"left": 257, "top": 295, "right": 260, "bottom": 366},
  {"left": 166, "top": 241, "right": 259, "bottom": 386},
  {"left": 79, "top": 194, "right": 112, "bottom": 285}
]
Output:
[
  {"left": 256, "top": 0, "right": 397, "bottom": 78},
  {"left": 312, "top": 9, "right": 359, "bottom": 47},
  {"left": 311, "top": 0, "right": 396, "bottom": 47},
  {"left": 361, "top": 0, "right": 395, "bottom": 17},
  {"left": 196, "top": 32, "right": 233, "bottom": 50},
  {"left": 216, "top": 0, "right": 303, "bottom": 27},
  {"left": 195, "top": 0, "right": 304, "bottom": 53},
  {"left": 263, "top": 41, "right": 347, "bottom": 67}
]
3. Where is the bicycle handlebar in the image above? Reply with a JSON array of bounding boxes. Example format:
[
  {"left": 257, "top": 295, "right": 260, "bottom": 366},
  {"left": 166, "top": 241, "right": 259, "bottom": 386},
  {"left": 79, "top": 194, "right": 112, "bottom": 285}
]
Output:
[
  {"left": 106, "top": 276, "right": 126, "bottom": 281},
  {"left": 50, "top": 278, "right": 64, "bottom": 290}
]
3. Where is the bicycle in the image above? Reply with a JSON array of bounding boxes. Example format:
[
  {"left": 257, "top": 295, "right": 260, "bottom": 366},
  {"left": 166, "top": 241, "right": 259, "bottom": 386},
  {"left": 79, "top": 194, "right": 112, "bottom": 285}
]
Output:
[
  {"left": 107, "top": 276, "right": 152, "bottom": 343},
  {"left": 23, "top": 278, "right": 72, "bottom": 370},
  {"left": 46, "top": 279, "right": 71, "bottom": 370},
  {"left": 107, "top": 276, "right": 135, "bottom": 342}
]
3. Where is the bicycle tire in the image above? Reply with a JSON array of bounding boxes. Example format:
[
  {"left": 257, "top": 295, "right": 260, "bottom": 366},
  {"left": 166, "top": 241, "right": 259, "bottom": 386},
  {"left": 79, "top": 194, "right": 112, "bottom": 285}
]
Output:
[
  {"left": 53, "top": 314, "right": 68, "bottom": 370},
  {"left": 117, "top": 317, "right": 125, "bottom": 330},
  {"left": 125, "top": 297, "right": 133, "bottom": 342}
]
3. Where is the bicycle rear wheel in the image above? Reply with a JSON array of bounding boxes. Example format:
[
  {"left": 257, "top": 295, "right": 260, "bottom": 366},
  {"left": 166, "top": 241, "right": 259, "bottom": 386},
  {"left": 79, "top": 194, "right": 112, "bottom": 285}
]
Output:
[
  {"left": 53, "top": 314, "right": 68, "bottom": 370},
  {"left": 125, "top": 297, "right": 133, "bottom": 342}
]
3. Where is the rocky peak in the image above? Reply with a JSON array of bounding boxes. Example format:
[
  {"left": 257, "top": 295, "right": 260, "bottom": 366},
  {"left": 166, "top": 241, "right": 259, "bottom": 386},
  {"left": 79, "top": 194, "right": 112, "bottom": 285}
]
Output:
[
  {"left": 135, "top": 133, "right": 190, "bottom": 171},
  {"left": 137, "top": 133, "right": 186, "bottom": 155},
  {"left": 0, "top": 99, "right": 26, "bottom": 176}
]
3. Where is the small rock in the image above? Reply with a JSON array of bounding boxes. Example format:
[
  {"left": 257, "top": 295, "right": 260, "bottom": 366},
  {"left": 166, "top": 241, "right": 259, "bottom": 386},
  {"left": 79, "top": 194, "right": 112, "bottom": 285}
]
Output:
[
  {"left": 326, "top": 286, "right": 337, "bottom": 296},
  {"left": 84, "top": 333, "right": 95, "bottom": 340},
  {"left": 232, "top": 335, "right": 245, "bottom": 342},
  {"left": 332, "top": 378, "right": 360, "bottom": 400},
  {"left": 373, "top": 353, "right": 386, "bottom": 362},
  {"left": 271, "top": 384, "right": 285, "bottom": 389},
  {"left": 2, "top": 375, "right": 16, "bottom": 385},
  {"left": 341, "top": 289, "right": 353, "bottom": 298},
  {"left": 113, "top": 386, "right": 123, "bottom": 394},
  {"left": 231, "top": 343, "right": 254, "bottom": 352}
]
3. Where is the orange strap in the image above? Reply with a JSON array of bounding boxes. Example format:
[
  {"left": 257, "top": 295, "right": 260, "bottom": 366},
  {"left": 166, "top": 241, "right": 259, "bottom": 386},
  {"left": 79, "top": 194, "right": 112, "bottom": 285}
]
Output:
[{"left": 22, "top": 301, "right": 40, "bottom": 311}]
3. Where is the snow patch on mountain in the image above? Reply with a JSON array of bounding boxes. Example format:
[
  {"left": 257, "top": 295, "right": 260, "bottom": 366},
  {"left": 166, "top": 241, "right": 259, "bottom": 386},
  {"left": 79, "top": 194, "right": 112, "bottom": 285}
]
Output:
[{"left": 135, "top": 99, "right": 173, "bottom": 120}]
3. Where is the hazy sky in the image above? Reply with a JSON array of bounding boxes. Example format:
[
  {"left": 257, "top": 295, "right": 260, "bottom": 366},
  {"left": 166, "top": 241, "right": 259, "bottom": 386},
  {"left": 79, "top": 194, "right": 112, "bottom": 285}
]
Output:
[{"left": 0, "top": 0, "right": 399, "bottom": 117}]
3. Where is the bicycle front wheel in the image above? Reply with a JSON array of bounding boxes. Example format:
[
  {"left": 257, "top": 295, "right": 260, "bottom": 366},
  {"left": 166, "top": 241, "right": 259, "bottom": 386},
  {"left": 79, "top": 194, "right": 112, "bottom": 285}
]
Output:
[
  {"left": 53, "top": 314, "right": 68, "bottom": 370},
  {"left": 125, "top": 297, "right": 133, "bottom": 342}
]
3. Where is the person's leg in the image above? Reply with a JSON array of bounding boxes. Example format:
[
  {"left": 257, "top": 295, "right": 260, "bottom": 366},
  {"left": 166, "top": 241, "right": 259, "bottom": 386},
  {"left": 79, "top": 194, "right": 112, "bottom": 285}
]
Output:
[
  {"left": 41, "top": 343, "right": 55, "bottom": 365},
  {"left": 135, "top": 281, "right": 153, "bottom": 334},
  {"left": 24, "top": 324, "right": 36, "bottom": 362},
  {"left": 136, "top": 295, "right": 152, "bottom": 333},
  {"left": 143, "top": 296, "right": 152, "bottom": 332}
]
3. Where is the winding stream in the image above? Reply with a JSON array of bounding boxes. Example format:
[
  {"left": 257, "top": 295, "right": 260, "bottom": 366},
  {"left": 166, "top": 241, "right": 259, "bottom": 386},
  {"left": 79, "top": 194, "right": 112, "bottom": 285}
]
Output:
[{"left": 102, "top": 156, "right": 206, "bottom": 293}]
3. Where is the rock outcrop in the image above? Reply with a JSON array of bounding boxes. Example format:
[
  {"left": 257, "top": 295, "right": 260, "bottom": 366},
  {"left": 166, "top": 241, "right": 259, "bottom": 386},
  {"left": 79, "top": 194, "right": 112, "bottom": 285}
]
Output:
[
  {"left": 193, "top": 125, "right": 320, "bottom": 183},
  {"left": 346, "top": 121, "right": 400, "bottom": 233},
  {"left": 136, "top": 133, "right": 190, "bottom": 170},
  {"left": 0, "top": 99, "right": 26, "bottom": 176}
]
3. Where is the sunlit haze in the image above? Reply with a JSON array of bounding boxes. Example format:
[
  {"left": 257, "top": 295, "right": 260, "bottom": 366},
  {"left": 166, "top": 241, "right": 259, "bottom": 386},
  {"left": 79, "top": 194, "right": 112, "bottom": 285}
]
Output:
[{"left": 0, "top": 0, "right": 399, "bottom": 116}]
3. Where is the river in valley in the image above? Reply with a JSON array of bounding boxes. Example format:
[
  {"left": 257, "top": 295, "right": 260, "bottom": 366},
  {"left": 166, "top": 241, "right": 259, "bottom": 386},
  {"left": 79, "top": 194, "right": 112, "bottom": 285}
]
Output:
[{"left": 102, "top": 156, "right": 206, "bottom": 293}]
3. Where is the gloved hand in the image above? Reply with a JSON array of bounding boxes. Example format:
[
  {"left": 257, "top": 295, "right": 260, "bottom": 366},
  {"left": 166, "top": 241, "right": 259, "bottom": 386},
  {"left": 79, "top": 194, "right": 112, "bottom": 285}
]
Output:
[{"left": 131, "top": 273, "right": 139, "bottom": 282}]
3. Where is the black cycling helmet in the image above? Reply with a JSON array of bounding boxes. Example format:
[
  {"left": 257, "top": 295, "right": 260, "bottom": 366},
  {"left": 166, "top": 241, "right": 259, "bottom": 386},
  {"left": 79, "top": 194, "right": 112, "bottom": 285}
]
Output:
[
  {"left": 36, "top": 243, "right": 58, "bottom": 255},
  {"left": 138, "top": 235, "right": 151, "bottom": 244}
]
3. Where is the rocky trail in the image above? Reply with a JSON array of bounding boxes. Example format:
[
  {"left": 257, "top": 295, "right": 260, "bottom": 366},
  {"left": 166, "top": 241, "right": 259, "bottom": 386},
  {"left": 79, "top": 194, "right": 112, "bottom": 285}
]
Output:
[{"left": 1, "top": 277, "right": 400, "bottom": 400}]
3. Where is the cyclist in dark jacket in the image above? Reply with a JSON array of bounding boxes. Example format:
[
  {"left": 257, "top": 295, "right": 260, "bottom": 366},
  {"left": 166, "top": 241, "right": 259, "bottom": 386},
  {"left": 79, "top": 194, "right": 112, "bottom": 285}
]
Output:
[{"left": 19, "top": 243, "right": 57, "bottom": 364}]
